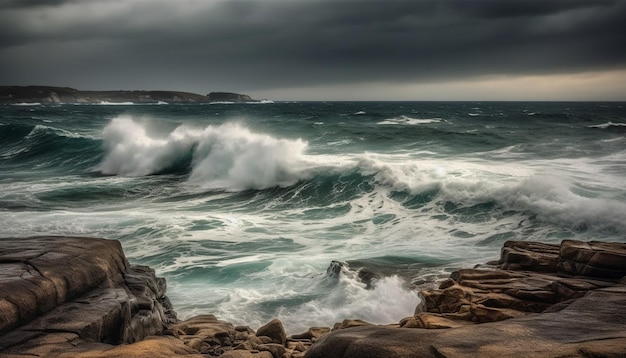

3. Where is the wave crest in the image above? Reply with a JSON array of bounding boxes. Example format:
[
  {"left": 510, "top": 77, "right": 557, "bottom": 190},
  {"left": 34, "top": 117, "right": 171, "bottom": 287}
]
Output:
[{"left": 96, "top": 116, "right": 310, "bottom": 190}]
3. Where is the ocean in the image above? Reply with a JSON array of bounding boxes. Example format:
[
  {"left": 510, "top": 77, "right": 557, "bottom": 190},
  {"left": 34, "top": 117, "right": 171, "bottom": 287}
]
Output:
[{"left": 1, "top": 101, "right": 625, "bottom": 333}]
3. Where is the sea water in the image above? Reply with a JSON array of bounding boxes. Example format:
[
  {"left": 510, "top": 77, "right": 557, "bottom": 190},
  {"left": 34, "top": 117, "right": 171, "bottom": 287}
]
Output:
[{"left": 1, "top": 101, "right": 625, "bottom": 333}]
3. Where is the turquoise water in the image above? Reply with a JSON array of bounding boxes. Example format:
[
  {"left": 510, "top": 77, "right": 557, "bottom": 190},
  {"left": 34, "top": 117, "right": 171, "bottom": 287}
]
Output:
[{"left": 1, "top": 101, "right": 625, "bottom": 333}]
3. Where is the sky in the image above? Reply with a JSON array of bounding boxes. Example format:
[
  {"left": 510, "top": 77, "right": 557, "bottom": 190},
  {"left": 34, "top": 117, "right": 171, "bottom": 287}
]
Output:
[{"left": 1, "top": 0, "right": 625, "bottom": 101}]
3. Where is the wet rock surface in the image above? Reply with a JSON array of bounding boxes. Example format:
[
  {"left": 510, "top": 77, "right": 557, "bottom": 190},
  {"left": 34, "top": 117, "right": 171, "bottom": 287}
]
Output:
[
  {"left": 1, "top": 237, "right": 625, "bottom": 357},
  {"left": 0, "top": 237, "right": 177, "bottom": 357},
  {"left": 308, "top": 239, "right": 626, "bottom": 357}
]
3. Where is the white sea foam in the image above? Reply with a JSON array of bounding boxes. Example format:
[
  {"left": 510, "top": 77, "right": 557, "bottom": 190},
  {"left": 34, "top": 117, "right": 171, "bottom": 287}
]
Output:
[
  {"left": 377, "top": 115, "right": 443, "bottom": 125},
  {"left": 96, "top": 101, "right": 135, "bottom": 105},
  {"left": 96, "top": 116, "right": 311, "bottom": 190},
  {"left": 169, "top": 262, "right": 419, "bottom": 334},
  {"left": 588, "top": 121, "right": 626, "bottom": 129},
  {"left": 351, "top": 152, "right": 626, "bottom": 233},
  {"left": 12, "top": 102, "right": 41, "bottom": 106},
  {"left": 24, "top": 124, "right": 91, "bottom": 140}
]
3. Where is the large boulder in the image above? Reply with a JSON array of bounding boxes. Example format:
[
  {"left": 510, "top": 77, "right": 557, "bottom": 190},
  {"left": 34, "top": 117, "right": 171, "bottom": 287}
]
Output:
[
  {"left": 0, "top": 236, "right": 128, "bottom": 335},
  {"left": 0, "top": 237, "right": 176, "bottom": 355},
  {"left": 256, "top": 319, "right": 287, "bottom": 346}
]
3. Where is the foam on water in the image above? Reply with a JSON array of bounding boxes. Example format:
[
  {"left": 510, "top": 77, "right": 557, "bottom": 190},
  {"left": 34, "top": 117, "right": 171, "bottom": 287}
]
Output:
[
  {"left": 377, "top": 115, "right": 443, "bottom": 125},
  {"left": 588, "top": 121, "right": 626, "bottom": 129},
  {"left": 96, "top": 116, "right": 311, "bottom": 190}
]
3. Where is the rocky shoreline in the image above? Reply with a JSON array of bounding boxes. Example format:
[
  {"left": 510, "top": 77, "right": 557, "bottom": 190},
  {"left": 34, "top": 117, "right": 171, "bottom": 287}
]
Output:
[
  {"left": 1, "top": 237, "right": 625, "bottom": 357},
  {"left": 0, "top": 86, "right": 257, "bottom": 104}
]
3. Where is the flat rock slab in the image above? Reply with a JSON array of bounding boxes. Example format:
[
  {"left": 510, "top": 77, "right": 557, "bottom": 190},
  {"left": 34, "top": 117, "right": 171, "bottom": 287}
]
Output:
[{"left": 306, "top": 286, "right": 626, "bottom": 358}]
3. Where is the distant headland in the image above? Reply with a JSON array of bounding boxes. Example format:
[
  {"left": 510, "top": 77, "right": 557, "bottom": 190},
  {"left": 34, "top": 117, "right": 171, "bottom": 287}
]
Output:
[{"left": 0, "top": 86, "right": 258, "bottom": 104}]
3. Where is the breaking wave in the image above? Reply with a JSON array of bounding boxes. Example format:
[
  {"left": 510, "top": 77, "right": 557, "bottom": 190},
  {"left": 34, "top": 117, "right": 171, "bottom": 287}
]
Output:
[{"left": 96, "top": 116, "right": 311, "bottom": 190}]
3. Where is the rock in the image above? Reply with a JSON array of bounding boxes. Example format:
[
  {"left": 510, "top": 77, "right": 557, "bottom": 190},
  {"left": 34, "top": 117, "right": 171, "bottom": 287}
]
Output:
[
  {"left": 558, "top": 240, "right": 626, "bottom": 279},
  {"left": 0, "top": 236, "right": 128, "bottom": 336},
  {"left": 0, "top": 237, "right": 177, "bottom": 354},
  {"left": 416, "top": 240, "right": 622, "bottom": 324},
  {"left": 4, "top": 237, "right": 626, "bottom": 358},
  {"left": 498, "top": 240, "right": 560, "bottom": 272},
  {"left": 307, "top": 240, "right": 626, "bottom": 357},
  {"left": 332, "top": 319, "right": 373, "bottom": 331},
  {"left": 306, "top": 287, "right": 626, "bottom": 358},
  {"left": 257, "top": 343, "right": 286, "bottom": 358},
  {"left": 290, "top": 327, "right": 330, "bottom": 340},
  {"left": 256, "top": 319, "right": 286, "bottom": 346},
  {"left": 219, "top": 351, "right": 273, "bottom": 358},
  {"left": 0, "top": 334, "right": 203, "bottom": 358},
  {"left": 399, "top": 314, "right": 472, "bottom": 329},
  {"left": 287, "top": 341, "right": 308, "bottom": 352}
]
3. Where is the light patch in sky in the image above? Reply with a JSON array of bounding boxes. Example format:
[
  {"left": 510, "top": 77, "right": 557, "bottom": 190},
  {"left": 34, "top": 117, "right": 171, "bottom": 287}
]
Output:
[{"left": 253, "top": 70, "right": 626, "bottom": 101}]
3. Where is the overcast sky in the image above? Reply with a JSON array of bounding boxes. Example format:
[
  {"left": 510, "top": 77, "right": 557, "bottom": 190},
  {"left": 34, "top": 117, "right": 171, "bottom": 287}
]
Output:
[{"left": 1, "top": 0, "right": 625, "bottom": 100}]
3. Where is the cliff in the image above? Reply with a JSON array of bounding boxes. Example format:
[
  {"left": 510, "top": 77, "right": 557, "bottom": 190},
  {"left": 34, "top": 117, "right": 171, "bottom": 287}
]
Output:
[
  {"left": 1, "top": 237, "right": 625, "bottom": 357},
  {"left": 0, "top": 86, "right": 257, "bottom": 104},
  {"left": 206, "top": 92, "right": 255, "bottom": 103}
]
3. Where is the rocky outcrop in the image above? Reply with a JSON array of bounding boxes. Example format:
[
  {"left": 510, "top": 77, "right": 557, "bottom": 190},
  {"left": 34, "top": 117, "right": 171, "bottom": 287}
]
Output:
[
  {"left": 2, "top": 238, "right": 625, "bottom": 357},
  {"left": 0, "top": 236, "right": 177, "bottom": 356},
  {"left": 0, "top": 86, "right": 257, "bottom": 104},
  {"left": 0, "top": 236, "right": 319, "bottom": 358},
  {"left": 306, "top": 287, "right": 626, "bottom": 358},
  {"left": 307, "top": 239, "right": 626, "bottom": 357}
]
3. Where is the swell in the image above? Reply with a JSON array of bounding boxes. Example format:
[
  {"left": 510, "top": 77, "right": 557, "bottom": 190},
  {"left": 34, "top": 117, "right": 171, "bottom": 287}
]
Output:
[{"left": 0, "top": 123, "right": 102, "bottom": 172}]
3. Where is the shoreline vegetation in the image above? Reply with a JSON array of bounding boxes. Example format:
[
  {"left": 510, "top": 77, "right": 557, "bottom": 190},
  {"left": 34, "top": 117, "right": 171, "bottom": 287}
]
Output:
[
  {"left": 0, "top": 86, "right": 257, "bottom": 104},
  {"left": 1, "top": 237, "right": 625, "bottom": 357}
]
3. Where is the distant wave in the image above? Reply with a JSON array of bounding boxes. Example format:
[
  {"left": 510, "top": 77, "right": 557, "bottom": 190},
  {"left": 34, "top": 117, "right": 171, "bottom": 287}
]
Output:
[
  {"left": 11, "top": 102, "right": 41, "bottom": 106},
  {"left": 96, "top": 101, "right": 135, "bottom": 105},
  {"left": 588, "top": 121, "right": 626, "bottom": 129},
  {"left": 377, "top": 115, "right": 443, "bottom": 125}
]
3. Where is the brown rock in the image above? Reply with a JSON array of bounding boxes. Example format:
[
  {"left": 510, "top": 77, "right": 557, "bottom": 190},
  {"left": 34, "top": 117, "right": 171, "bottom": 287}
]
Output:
[
  {"left": 287, "top": 341, "right": 308, "bottom": 352},
  {"left": 558, "top": 240, "right": 626, "bottom": 279},
  {"left": 0, "top": 335, "right": 203, "bottom": 358},
  {"left": 256, "top": 319, "right": 286, "bottom": 346},
  {"left": 306, "top": 288, "right": 626, "bottom": 358},
  {"left": 332, "top": 319, "right": 373, "bottom": 331},
  {"left": 219, "top": 350, "right": 273, "bottom": 358},
  {"left": 400, "top": 313, "right": 473, "bottom": 329},
  {"left": 257, "top": 343, "right": 287, "bottom": 358},
  {"left": 498, "top": 241, "right": 560, "bottom": 272},
  {"left": 0, "top": 237, "right": 177, "bottom": 355},
  {"left": 0, "top": 237, "right": 128, "bottom": 335},
  {"left": 290, "top": 327, "right": 330, "bottom": 340}
]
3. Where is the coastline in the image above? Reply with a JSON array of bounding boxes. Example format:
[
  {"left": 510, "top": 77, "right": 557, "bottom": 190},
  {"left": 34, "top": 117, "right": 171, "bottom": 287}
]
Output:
[
  {"left": 0, "top": 86, "right": 257, "bottom": 104},
  {"left": 1, "top": 236, "right": 625, "bottom": 357}
]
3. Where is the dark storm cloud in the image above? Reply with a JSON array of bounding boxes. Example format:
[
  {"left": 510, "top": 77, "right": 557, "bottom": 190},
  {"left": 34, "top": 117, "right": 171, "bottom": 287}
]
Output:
[
  {"left": 0, "top": 0, "right": 73, "bottom": 9},
  {"left": 0, "top": 0, "right": 625, "bottom": 93}
]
